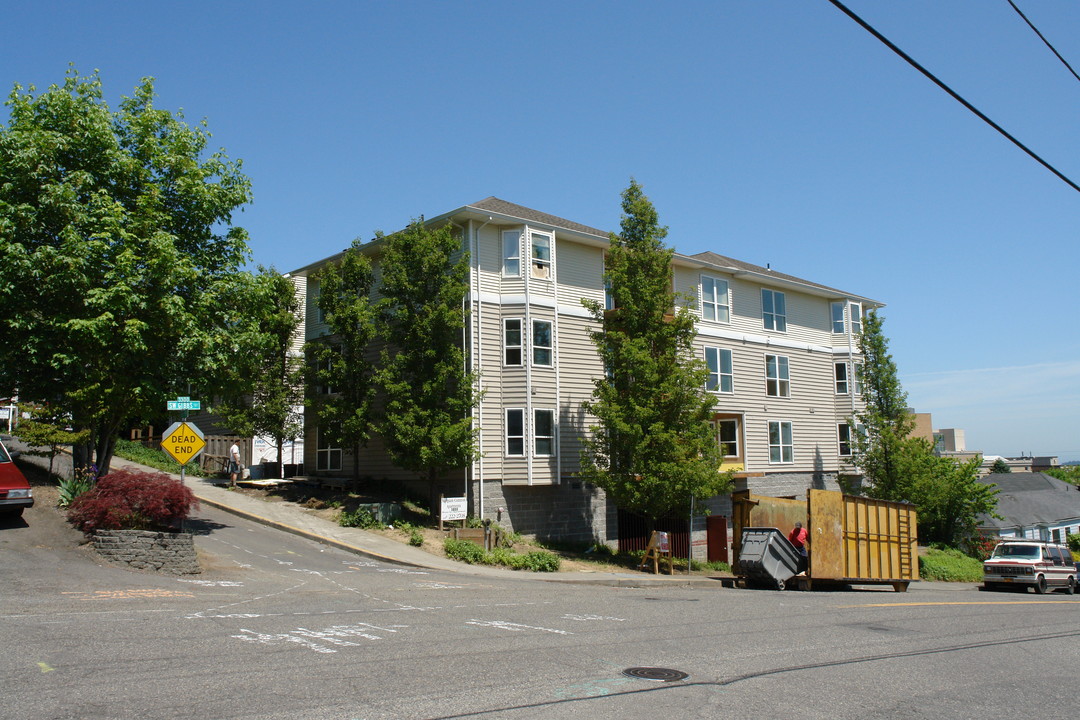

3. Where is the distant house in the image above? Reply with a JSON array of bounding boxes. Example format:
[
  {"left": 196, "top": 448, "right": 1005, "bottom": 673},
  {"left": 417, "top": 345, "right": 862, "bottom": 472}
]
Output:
[{"left": 976, "top": 472, "right": 1080, "bottom": 543}]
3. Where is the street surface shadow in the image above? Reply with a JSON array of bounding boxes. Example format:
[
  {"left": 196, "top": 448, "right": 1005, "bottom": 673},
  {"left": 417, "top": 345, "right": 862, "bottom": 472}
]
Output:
[{"left": 183, "top": 516, "right": 231, "bottom": 535}]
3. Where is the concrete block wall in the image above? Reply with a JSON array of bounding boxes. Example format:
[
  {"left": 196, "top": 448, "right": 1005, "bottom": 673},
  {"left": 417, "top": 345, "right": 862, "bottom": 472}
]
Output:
[
  {"left": 92, "top": 530, "right": 201, "bottom": 575},
  {"left": 478, "top": 479, "right": 616, "bottom": 544}
]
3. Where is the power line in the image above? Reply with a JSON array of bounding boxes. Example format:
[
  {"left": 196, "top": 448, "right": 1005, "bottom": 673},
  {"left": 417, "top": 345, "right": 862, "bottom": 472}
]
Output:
[
  {"left": 1007, "top": 0, "right": 1080, "bottom": 85},
  {"left": 826, "top": 0, "right": 1080, "bottom": 194}
]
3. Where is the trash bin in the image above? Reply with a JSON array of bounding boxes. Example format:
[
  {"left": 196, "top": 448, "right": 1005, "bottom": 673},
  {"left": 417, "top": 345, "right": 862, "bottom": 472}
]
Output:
[{"left": 738, "top": 527, "right": 801, "bottom": 590}]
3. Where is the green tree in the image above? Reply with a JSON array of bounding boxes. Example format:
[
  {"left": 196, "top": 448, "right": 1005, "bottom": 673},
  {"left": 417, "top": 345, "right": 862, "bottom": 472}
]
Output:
[
  {"left": 847, "top": 310, "right": 998, "bottom": 545},
  {"left": 1046, "top": 465, "right": 1080, "bottom": 485},
  {"left": 14, "top": 402, "right": 89, "bottom": 478},
  {"left": 988, "top": 457, "right": 1012, "bottom": 474},
  {"left": 847, "top": 309, "right": 914, "bottom": 499},
  {"left": 580, "top": 180, "right": 730, "bottom": 529},
  {"left": 375, "top": 219, "right": 478, "bottom": 505},
  {"left": 306, "top": 240, "right": 377, "bottom": 483},
  {"left": 0, "top": 69, "right": 253, "bottom": 476},
  {"left": 216, "top": 269, "right": 305, "bottom": 479}
]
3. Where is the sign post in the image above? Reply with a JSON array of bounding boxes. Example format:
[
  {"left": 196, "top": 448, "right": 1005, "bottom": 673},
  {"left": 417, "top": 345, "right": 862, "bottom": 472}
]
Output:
[{"left": 161, "top": 420, "right": 207, "bottom": 488}]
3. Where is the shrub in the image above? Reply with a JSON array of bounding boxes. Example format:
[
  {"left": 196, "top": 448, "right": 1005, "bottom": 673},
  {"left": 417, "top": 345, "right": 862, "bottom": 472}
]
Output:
[
  {"left": 961, "top": 534, "right": 999, "bottom": 561},
  {"left": 444, "top": 538, "right": 486, "bottom": 564},
  {"left": 408, "top": 529, "right": 424, "bottom": 547},
  {"left": 918, "top": 547, "right": 984, "bottom": 582},
  {"left": 1067, "top": 533, "right": 1080, "bottom": 553},
  {"left": 67, "top": 469, "right": 198, "bottom": 533},
  {"left": 443, "top": 538, "right": 560, "bottom": 572},
  {"left": 339, "top": 508, "right": 384, "bottom": 529},
  {"left": 57, "top": 466, "right": 97, "bottom": 508}
]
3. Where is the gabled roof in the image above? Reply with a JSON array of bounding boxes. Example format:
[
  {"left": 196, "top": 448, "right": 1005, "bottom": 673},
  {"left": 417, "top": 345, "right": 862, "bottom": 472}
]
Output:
[
  {"left": 976, "top": 472, "right": 1080, "bottom": 529},
  {"left": 688, "top": 251, "right": 866, "bottom": 301},
  {"left": 464, "top": 197, "right": 609, "bottom": 239}
]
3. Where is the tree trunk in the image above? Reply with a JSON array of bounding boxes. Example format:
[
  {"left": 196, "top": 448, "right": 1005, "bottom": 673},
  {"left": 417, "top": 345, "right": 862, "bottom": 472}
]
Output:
[{"left": 276, "top": 436, "right": 285, "bottom": 480}]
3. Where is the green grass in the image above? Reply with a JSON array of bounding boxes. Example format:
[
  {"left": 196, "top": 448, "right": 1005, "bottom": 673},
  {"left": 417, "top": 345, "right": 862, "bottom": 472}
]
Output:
[
  {"left": 112, "top": 439, "right": 209, "bottom": 477},
  {"left": 918, "top": 547, "right": 984, "bottom": 582}
]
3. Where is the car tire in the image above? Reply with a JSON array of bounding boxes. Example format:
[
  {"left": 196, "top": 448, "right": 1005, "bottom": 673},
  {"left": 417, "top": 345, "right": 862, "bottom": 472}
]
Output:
[
  {"left": 1066, "top": 577, "right": 1076, "bottom": 596},
  {"left": 1034, "top": 575, "right": 1048, "bottom": 594},
  {"left": 982, "top": 582, "right": 1000, "bottom": 592}
]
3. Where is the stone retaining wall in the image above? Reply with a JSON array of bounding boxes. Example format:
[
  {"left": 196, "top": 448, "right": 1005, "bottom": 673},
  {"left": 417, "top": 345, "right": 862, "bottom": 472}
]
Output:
[{"left": 92, "top": 529, "right": 201, "bottom": 574}]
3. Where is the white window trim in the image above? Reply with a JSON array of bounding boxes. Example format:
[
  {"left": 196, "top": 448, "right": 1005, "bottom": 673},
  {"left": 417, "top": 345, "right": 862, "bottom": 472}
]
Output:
[
  {"left": 700, "top": 274, "right": 730, "bottom": 324},
  {"left": 533, "top": 408, "right": 556, "bottom": 457},
  {"left": 502, "top": 230, "right": 521, "bottom": 277},
  {"left": 765, "top": 354, "right": 790, "bottom": 398},
  {"left": 854, "top": 361, "right": 864, "bottom": 396},
  {"left": 532, "top": 319, "right": 553, "bottom": 367},
  {"left": 713, "top": 417, "right": 740, "bottom": 459},
  {"left": 834, "top": 361, "right": 849, "bottom": 395},
  {"left": 316, "top": 426, "right": 342, "bottom": 472},
  {"left": 505, "top": 408, "right": 525, "bottom": 457},
  {"left": 503, "top": 318, "right": 523, "bottom": 367},
  {"left": 838, "top": 423, "right": 852, "bottom": 457},
  {"left": 850, "top": 302, "right": 863, "bottom": 335},
  {"left": 529, "top": 230, "right": 553, "bottom": 280},
  {"left": 768, "top": 420, "right": 794, "bottom": 464},
  {"left": 705, "top": 346, "right": 734, "bottom": 394},
  {"left": 762, "top": 288, "right": 787, "bottom": 333}
]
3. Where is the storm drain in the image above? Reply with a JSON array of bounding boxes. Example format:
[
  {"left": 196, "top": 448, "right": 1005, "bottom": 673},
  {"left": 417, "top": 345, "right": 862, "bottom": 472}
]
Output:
[{"left": 622, "top": 667, "right": 690, "bottom": 682}]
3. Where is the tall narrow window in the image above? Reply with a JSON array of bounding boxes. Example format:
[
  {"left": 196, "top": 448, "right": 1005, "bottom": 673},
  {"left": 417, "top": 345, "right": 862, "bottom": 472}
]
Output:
[
  {"left": 534, "top": 409, "right": 555, "bottom": 456},
  {"left": 762, "top": 289, "right": 786, "bottom": 332},
  {"left": 316, "top": 426, "right": 342, "bottom": 471},
  {"left": 850, "top": 302, "right": 862, "bottom": 335},
  {"left": 765, "top": 354, "right": 790, "bottom": 397},
  {"left": 503, "top": 319, "right": 522, "bottom": 366},
  {"left": 604, "top": 278, "right": 614, "bottom": 311},
  {"left": 854, "top": 361, "right": 864, "bottom": 395},
  {"left": 502, "top": 230, "right": 521, "bottom": 277},
  {"left": 532, "top": 319, "right": 552, "bottom": 366},
  {"left": 715, "top": 419, "right": 739, "bottom": 459},
  {"left": 834, "top": 362, "right": 849, "bottom": 394},
  {"left": 701, "top": 275, "right": 730, "bottom": 322},
  {"left": 831, "top": 301, "right": 845, "bottom": 334},
  {"left": 506, "top": 409, "right": 524, "bottom": 456},
  {"left": 530, "top": 231, "right": 551, "bottom": 279},
  {"left": 768, "top": 421, "right": 794, "bottom": 463},
  {"left": 705, "top": 347, "right": 733, "bottom": 393},
  {"left": 838, "top": 423, "right": 852, "bottom": 457}
]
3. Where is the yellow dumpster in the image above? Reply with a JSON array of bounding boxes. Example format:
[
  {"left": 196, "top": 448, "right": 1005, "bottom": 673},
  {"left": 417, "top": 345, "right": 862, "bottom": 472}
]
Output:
[{"left": 732, "top": 488, "right": 919, "bottom": 592}]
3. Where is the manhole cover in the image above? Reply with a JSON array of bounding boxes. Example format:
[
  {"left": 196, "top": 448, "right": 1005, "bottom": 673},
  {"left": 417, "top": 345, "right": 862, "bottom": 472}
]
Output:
[{"left": 622, "top": 667, "right": 689, "bottom": 682}]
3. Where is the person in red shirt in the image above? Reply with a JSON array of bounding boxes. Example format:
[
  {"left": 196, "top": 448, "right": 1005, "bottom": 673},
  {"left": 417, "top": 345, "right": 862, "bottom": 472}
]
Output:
[{"left": 788, "top": 522, "right": 809, "bottom": 572}]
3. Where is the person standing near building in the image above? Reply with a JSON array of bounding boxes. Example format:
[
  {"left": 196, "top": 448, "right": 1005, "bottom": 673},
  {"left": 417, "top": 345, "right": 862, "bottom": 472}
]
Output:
[
  {"left": 229, "top": 441, "right": 241, "bottom": 488},
  {"left": 788, "top": 521, "right": 809, "bottom": 572}
]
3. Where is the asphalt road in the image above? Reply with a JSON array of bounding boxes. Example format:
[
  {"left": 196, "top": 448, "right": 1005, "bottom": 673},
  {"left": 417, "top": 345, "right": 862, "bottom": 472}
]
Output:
[{"left": 2, "top": 455, "right": 1078, "bottom": 719}]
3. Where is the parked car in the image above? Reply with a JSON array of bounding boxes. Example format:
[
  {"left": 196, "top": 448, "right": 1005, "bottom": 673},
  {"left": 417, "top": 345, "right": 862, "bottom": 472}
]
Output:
[
  {"left": 0, "top": 437, "right": 33, "bottom": 518},
  {"left": 982, "top": 539, "right": 1076, "bottom": 594}
]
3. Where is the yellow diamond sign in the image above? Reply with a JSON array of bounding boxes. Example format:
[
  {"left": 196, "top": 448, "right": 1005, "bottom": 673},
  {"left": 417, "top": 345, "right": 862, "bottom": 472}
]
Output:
[{"left": 161, "top": 421, "right": 206, "bottom": 466}]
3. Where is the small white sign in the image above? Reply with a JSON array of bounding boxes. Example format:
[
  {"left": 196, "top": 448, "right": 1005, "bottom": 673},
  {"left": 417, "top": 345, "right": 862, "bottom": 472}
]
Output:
[
  {"left": 0, "top": 407, "right": 9, "bottom": 420},
  {"left": 441, "top": 496, "right": 467, "bottom": 521}
]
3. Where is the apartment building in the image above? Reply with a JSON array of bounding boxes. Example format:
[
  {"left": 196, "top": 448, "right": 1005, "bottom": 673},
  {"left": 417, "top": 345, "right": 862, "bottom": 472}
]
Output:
[{"left": 289, "top": 197, "right": 878, "bottom": 545}]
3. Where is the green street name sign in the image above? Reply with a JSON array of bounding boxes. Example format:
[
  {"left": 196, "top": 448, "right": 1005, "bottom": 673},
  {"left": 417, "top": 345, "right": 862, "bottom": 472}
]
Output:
[{"left": 167, "top": 396, "right": 201, "bottom": 411}]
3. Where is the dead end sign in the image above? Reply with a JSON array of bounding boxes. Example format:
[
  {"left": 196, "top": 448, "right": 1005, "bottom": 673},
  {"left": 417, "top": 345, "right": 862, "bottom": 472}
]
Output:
[{"left": 161, "top": 421, "right": 206, "bottom": 466}]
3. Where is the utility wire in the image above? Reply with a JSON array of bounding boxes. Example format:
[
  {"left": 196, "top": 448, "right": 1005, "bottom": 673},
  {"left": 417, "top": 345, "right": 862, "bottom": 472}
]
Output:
[
  {"left": 1007, "top": 0, "right": 1080, "bottom": 85},
  {"left": 827, "top": 0, "right": 1080, "bottom": 194}
]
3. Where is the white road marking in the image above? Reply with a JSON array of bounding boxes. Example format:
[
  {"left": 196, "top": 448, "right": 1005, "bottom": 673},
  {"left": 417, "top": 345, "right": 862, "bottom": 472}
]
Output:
[
  {"left": 465, "top": 619, "right": 572, "bottom": 635},
  {"left": 232, "top": 622, "right": 407, "bottom": 654},
  {"left": 561, "top": 614, "right": 627, "bottom": 622}
]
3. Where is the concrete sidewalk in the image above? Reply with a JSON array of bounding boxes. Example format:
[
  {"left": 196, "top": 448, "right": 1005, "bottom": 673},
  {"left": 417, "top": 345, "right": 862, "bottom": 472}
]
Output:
[{"left": 115, "top": 459, "right": 728, "bottom": 590}]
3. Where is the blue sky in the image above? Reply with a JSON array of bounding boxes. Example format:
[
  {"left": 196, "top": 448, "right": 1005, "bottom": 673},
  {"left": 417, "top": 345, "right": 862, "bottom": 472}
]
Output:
[{"left": 5, "top": 1, "right": 1079, "bottom": 460}]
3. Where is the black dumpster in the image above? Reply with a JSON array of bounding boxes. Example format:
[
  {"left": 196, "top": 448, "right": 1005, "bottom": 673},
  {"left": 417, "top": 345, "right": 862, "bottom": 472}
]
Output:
[{"left": 738, "top": 527, "right": 801, "bottom": 590}]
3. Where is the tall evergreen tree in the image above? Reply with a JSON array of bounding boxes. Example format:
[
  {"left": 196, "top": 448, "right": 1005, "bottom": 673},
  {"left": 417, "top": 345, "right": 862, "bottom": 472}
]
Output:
[
  {"left": 375, "top": 219, "right": 478, "bottom": 503},
  {"left": 580, "top": 180, "right": 730, "bottom": 528},
  {"left": 306, "top": 240, "right": 377, "bottom": 483}
]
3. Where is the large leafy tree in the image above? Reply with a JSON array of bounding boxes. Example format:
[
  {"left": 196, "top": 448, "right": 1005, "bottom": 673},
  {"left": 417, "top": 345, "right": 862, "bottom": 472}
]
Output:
[
  {"left": 306, "top": 240, "right": 377, "bottom": 483},
  {"left": 848, "top": 309, "right": 998, "bottom": 544},
  {"left": 580, "top": 180, "right": 729, "bottom": 528},
  {"left": 0, "top": 69, "right": 253, "bottom": 475},
  {"left": 375, "top": 219, "right": 478, "bottom": 502},
  {"left": 216, "top": 268, "right": 305, "bottom": 479}
]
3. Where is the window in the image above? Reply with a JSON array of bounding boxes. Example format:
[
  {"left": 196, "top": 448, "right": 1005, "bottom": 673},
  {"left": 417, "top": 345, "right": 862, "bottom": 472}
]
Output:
[
  {"left": 506, "top": 409, "right": 524, "bottom": 456},
  {"left": 503, "top": 319, "right": 522, "bottom": 366},
  {"left": 705, "top": 347, "right": 733, "bottom": 393},
  {"left": 701, "top": 276, "right": 730, "bottom": 322},
  {"left": 315, "top": 346, "right": 340, "bottom": 395},
  {"left": 532, "top": 319, "right": 552, "bottom": 366},
  {"left": 534, "top": 409, "right": 555, "bottom": 456},
  {"left": 502, "top": 231, "right": 521, "bottom": 277},
  {"left": 854, "top": 361, "right": 864, "bottom": 395},
  {"left": 762, "top": 289, "right": 786, "bottom": 332},
  {"left": 832, "top": 301, "right": 863, "bottom": 334},
  {"left": 768, "top": 421, "right": 793, "bottom": 463},
  {"left": 838, "top": 423, "right": 852, "bottom": 457},
  {"left": 715, "top": 418, "right": 739, "bottom": 459},
  {"left": 765, "top": 354, "right": 790, "bottom": 397},
  {"left": 530, "top": 231, "right": 552, "bottom": 279},
  {"left": 831, "top": 302, "right": 845, "bottom": 334},
  {"left": 604, "top": 278, "right": 614, "bottom": 311},
  {"left": 316, "top": 426, "right": 342, "bottom": 471},
  {"left": 834, "top": 362, "right": 848, "bottom": 394}
]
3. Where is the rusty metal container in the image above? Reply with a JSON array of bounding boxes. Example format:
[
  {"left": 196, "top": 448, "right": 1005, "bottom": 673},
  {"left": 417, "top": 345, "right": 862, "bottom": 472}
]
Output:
[{"left": 732, "top": 488, "right": 918, "bottom": 592}]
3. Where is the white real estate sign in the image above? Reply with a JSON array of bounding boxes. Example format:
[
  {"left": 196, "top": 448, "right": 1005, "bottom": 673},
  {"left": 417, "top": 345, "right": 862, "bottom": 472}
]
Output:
[{"left": 441, "top": 496, "right": 467, "bottom": 521}]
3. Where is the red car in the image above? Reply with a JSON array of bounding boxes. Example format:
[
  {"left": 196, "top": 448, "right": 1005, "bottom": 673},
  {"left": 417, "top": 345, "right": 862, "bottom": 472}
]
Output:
[{"left": 0, "top": 437, "right": 33, "bottom": 518}]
